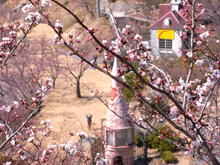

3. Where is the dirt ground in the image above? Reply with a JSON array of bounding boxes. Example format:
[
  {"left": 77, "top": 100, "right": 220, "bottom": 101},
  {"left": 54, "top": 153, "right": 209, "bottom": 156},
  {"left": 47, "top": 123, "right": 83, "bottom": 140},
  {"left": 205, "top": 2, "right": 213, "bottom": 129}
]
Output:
[
  {"left": 38, "top": 67, "right": 112, "bottom": 144},
  {"left": 28, "top": 23, "right": 194, "bottom": 164},
  {"left": 26, "top": 23, "right": 111, "bottom": 143}
]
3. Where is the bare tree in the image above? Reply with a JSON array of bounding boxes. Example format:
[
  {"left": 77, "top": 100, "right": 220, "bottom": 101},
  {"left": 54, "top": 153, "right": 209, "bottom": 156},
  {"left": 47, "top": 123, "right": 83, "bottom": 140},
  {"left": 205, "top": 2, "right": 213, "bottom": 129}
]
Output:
[
  {"left": 27, "top": 0, "right": 220, "bottom": 164},
  {"left": 75, "top": 0, "right": 95, "bottom": 17},
  {"left": 62, "top": 56, "right": 89, "bottom": 98},
  {"left": 31, "top": 35, "right": 62, "bottom": 88},
  {"left": 0, "top": 0, "right": 220, "bottom": 164}
]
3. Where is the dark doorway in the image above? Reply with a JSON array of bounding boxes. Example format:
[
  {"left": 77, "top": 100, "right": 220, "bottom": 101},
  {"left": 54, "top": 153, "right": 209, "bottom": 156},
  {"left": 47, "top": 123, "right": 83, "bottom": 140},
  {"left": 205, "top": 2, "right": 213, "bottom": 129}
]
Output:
[{"left": 113, "top": 156, "right": 124, "bottom": 165}]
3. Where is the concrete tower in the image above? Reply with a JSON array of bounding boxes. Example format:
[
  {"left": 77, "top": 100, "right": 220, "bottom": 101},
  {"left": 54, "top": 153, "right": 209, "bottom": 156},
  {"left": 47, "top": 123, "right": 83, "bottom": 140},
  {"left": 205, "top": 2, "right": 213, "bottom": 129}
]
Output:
[{"left": 103, "top": 57, "right": 135, "bottom": 165}]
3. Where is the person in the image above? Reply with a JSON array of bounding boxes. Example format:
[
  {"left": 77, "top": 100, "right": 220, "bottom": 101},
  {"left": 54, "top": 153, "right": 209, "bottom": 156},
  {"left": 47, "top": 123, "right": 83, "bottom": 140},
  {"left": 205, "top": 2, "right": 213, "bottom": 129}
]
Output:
[{"left": 86, "top": 114, "right": 93, "bottom": 130}]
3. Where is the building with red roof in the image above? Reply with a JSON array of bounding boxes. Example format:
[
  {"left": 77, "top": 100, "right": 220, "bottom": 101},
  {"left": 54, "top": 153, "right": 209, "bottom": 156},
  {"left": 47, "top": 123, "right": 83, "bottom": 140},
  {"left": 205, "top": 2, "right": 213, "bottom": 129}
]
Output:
[{"left": 149, "top": 0, "right": 192, "bottom": 57}]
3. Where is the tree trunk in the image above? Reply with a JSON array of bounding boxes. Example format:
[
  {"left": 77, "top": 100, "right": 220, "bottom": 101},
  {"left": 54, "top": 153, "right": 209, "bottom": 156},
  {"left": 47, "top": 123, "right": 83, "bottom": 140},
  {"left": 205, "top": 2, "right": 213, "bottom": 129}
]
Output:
[
  {"left": 96, "top": 0, "right": 100, "bottom": 19},
  {"left": 144, "top": 140, "right": 148, "bottom": 163},
  {"left": 85, "top": 3, "right": 90, "bottom": 13},
  {"left": 76, "top": 77, "right": 81, "bottom": 98},
  {"left": 53, "top": 77, "right": 56, "bottom": 89},
  {"left": 86, "top": 3, "right": 94, "bottom": 17}
]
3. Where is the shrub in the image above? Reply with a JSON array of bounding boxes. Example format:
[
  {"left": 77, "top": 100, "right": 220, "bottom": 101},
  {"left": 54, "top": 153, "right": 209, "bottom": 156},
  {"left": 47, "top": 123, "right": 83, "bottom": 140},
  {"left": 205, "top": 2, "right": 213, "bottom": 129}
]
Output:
[
  {"left": 0, "top": 156, "right": 17, "bottom": 165},
  {"left": 123, "top": 72, "right": 137, "bottom": 102},
  {"left": 123, "top": 70, "right": 145, "bottom": 102},
  {"left": 148, "top": 125, "right": 179, "bottom": 152},
  {"left": 109, "top": 0, "right": 117, "bottom": 2},
  {"left": 148, "top": 94, "right": 170, "bottom": 115},
  {"left": 123, "top": 88, "right": 134, "bottom": 102},
  {"left": 134, "top": 132, "right": 144, "bottom": 147},
  {"left": 158, "top": 138, "right": 176, "bottom": 152},
  {"left": 161, "top": 151, "right": 176, "bottom": 163},
  {"left": 160, "top": 1, "right": 167, "bottom": 4}
]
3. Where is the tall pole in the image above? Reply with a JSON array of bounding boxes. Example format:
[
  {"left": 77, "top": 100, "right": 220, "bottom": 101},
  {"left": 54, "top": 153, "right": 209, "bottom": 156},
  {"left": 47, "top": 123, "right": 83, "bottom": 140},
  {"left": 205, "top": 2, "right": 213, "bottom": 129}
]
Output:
[{"left": 96, "top": 0, "right": 100, "bottom": 19}]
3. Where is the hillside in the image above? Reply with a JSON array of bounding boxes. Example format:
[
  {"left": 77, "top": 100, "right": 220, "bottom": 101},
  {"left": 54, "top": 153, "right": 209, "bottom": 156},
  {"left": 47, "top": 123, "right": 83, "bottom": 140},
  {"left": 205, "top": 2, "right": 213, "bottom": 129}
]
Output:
[{"left": 1, "top": 0, "right": 218, "bottom": 164}]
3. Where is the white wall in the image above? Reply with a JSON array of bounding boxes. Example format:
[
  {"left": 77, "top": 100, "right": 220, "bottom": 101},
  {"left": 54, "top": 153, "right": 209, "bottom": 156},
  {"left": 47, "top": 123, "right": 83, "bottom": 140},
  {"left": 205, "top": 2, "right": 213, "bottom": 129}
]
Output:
[
  {"left": 173, "top": 29, "right": 183, "bottom": 57},
  {"left": 150, "top": 29, "right": 159, "bottom": 56},
  {"left": 150, "top": 28, "right": 183, "bottom": 57}
]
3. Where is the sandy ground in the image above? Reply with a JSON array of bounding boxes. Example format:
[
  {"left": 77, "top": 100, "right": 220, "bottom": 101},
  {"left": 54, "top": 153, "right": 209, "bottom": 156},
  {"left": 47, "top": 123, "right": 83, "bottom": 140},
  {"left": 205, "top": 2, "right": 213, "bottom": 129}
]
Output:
[
  {"left": 26, "top": 23, "right": 111, "bottom": 144},
  {"left": 28, "top": 23, "right": 194, "bottom": 164},
  {"left": 38, "top": 68, "right": 111, "bottom": 143},
  {"left": 27, "top": 23, "right": 56, "bottom": 40}
]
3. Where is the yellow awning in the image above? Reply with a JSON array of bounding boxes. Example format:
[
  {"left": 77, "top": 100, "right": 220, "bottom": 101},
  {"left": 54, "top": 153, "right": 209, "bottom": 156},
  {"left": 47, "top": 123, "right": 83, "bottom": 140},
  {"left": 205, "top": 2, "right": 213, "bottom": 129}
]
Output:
[{"left": 157, "top": 29, "right": 174, "bottom": 39}]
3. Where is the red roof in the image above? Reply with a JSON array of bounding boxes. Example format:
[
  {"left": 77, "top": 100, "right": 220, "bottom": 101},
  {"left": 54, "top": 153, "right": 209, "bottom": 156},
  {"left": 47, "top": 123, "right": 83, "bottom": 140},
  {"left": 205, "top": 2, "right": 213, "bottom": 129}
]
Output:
[
  {"left": 179, "top": 4, "right": 192, "bottom": 16},
  {"left": 158, "top": 4, "right": 172, "bottom": 19},
  {"left": 149, "top": 3, "right": 192, "bottom": 29}
]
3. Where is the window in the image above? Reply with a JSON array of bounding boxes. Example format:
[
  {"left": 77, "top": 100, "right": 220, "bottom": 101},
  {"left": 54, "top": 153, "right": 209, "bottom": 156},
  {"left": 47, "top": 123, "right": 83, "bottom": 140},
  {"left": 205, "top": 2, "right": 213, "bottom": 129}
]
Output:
[
  {"left": 163, "top": 18, "right": 172, "bottom": 26},
  {"left": 126, "top": 129, "right": 134, "bottom": 145},
  {"left": 115, "top": 130, "right": 126, "bottom": 146},
  {"left": 106, "top": 129, "right": 134, "bottom": 147},
  {"left": 107, "top": 131, "right": 113, "bottom": 146},
  {"left": 159, "top": 39, "right": 172, "bottom": 51}
]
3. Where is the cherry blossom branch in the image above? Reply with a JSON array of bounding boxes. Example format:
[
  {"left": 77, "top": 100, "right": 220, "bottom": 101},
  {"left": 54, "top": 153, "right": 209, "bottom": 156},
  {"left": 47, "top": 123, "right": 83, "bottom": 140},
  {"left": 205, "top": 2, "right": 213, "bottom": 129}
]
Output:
[
  {"left": 91, "top": 85, "right": 196, "bottom": 142},
  {"left": 0, "top": 75, "right": 53, "bottom": 152},
  {"left": 0, "top": 118, "right": 13, "bottom": 135},
  {"left": 196, "top": 78, "right": 220, "bottom": 123},
  {"left": 183, "top": 0, "right": 196, "bottom": 111},
  {"left": 0, "top": 103, "right": 42, "bottom": 150},
  {"left": 25, "top": 1, "right": 220, "bottom": 164},
  {"left": 203, "top": 42, "right": 219, "bottom": 61},
  {"left": 200, "top": 47, "right": 218, "bottom": 62},
  {"left": 207, "top": 0, "right": 220, "bottom": 23},
  {"left": 0, "top": 21, "right": 35, "bottom": 70},
  {"left": 143, "top": 118, "right": 188, "bottom": 149},
  {"left": 49, "top": 0, "right": 187, "bottom": 116},
  {"left": 105, "top": 0, "right": 120, "bottom": 38},
  {"left": 29, "top": 0, "right": 198, "bottom": 144},
  {"left": 92, "top": 89, "right": 188, "bottom": 149},
  {"left": 104, "top": 0, "right": 145, "bottom": 48}
]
